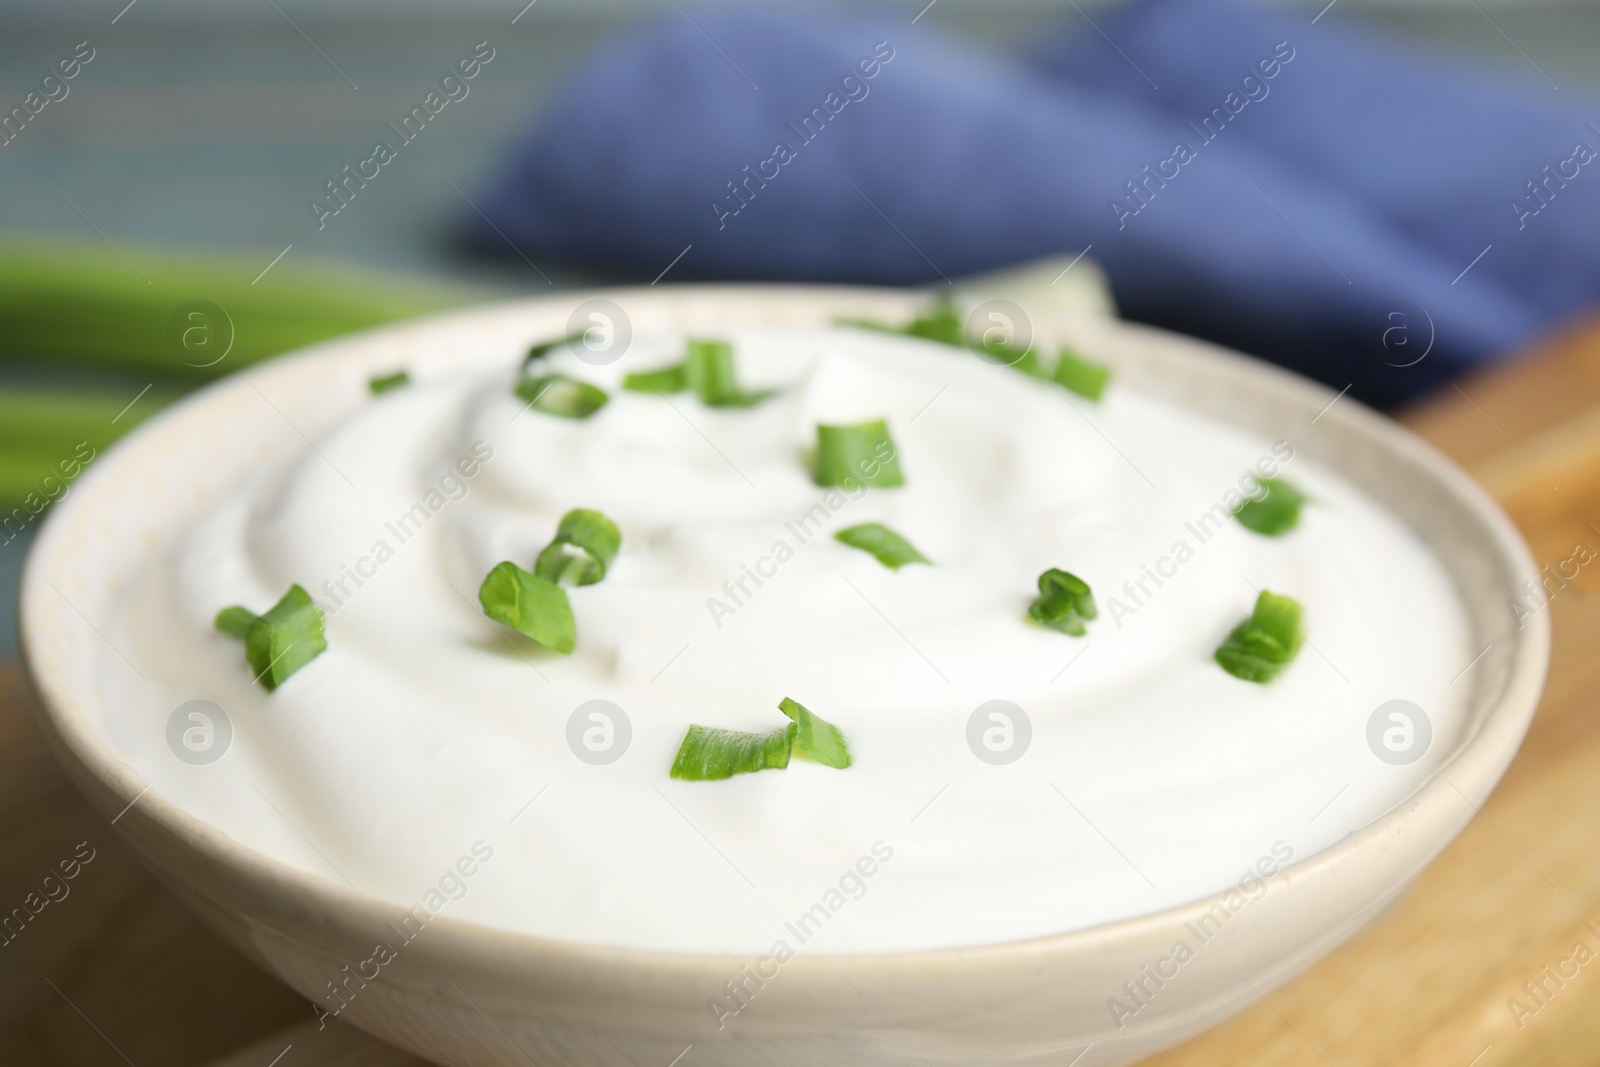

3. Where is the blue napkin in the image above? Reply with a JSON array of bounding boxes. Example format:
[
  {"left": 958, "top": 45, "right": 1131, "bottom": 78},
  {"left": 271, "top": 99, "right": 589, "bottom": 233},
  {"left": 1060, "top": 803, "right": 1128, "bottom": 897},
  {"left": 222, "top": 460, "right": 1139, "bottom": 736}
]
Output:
[
  {"left": 1029, "top": 0, "right": 1600, "bottom": 332},
  {"left": 464, "top": 6, "right": 1582, "bottom": 406}
]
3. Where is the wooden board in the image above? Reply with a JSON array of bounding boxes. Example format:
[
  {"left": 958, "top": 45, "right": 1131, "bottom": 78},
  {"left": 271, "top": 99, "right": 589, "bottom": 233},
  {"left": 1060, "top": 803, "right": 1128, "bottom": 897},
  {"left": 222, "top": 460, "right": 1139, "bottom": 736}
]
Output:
[{"left": 4, "top": 321, "right": 1600, "bottom": 1067}]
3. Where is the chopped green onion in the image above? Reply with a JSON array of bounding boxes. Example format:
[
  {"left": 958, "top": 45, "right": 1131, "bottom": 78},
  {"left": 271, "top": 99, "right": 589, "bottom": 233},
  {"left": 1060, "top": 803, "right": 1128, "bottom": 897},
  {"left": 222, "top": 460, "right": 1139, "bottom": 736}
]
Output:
[
  {"left": 478, "top": 561, "right": 576, "bottom": 654},
  {"left": 834, "top": 523, "right": 929, "bottom": 570},
  {"left": 905, "top": 298, "right": 966, "bottom": 346},
  {"left": 622, "top": 365, "right": 688, "bottom": 394},
  {"left": 838, "top": 298, "right": 964, "bottom": 348},
  {"left": 670, "top": 724, "right": 795, "bottom": 781},
  {"left": 1028, "top": 568, "right": 1097, "bottom": 637},
  {"left": 525, "top": 332, "right": 585, "bottom": 367},
  {"left": 686, "top": 340, "right": 739, "bottom": 403},
  {"left": 1215, "top": 590, "right": 1305, "bottom": 683},
  {"left": 978, "top": 338, "right": 1046, "bottom": 378},
  {"left": 534, "top": 508, "right": 621, "bottom": 587},
  {"left": 213, "top": 605, "right": 258, "bottom": 640},
  {"left": 839, "top": 302, "right": 1090, "bottom": 392},
  {"left": 779, "top": 697, "right": 852, "bottom": 769},
  {"left": 621, "top": 340, "right": 771, "bottom": 406},
  {"left": 670, "top": 697, "right": 854, "bottom": 780},
  {"left": 215, "top": 585, "right": 327, "bottom": 691},
  {"left": 1003, "top": 346, "right": 1042, "bottom": 376},
  {"left": 814, "top": 419, "right": 904, "bottom": 488},
  {"left": 1053, "top": 349, "right": 1111, "bottom": 401},
  {"left": 686, "top": 339, "right": 773, "bottom": 407},
  {"left": 368, "top": 370, "right": 409, "bottom": 395},
  {"left": 514, "top": 374, "right": 608, "bottom": 420},
  {"left": 1233, "top": 478, "right": 1307, "bottom": 537},
  {"left": 837, "top": 297, "right": 1042, "bottom": 376}
]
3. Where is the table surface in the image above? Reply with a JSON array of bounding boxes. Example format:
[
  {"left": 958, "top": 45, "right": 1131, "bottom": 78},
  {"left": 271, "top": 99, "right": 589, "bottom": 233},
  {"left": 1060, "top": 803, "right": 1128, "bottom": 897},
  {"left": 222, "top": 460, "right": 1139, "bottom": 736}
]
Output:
[{"left": 3, "top": 317, "right": 1600, "bottom": 1066}]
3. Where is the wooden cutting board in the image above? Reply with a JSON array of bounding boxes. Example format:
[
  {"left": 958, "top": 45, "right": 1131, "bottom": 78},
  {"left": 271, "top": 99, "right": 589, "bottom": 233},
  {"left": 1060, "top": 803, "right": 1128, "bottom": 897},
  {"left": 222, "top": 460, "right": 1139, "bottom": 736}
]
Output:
[{"left": 5, "top": 321, "right": 1600, "bottom": 1067}]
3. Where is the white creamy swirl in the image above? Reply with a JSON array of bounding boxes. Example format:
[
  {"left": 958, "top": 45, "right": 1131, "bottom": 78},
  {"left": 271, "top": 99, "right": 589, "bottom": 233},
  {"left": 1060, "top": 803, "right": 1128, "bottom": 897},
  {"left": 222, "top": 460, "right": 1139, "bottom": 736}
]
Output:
[{"left": 105, "top": 326, "right": 1470, "bottom": 954}]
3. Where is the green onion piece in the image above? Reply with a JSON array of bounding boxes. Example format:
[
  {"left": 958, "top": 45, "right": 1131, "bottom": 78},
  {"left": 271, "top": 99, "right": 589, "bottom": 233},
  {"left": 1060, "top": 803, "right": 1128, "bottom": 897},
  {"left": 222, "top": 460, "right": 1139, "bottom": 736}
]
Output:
[
  {"left": 906, "top": 298, "right": 966, "bottom": 346},
  {"left": 514, "top": 374, "right": 608, "bottom": 419},
  {"left": 686, "top": 340, "right": 738, "bottom": 403},
  {"left": 478, "top": 561, "right": 576, "bottom": 654},
  {"left": 834, "top": 523, "right": 930, "bottom": 570},
  {"left": 977, "top": 339, "right": 1047, "bottom": 378},
  {"left": 686, "top": 339, "right": 773, "bottom": 407},
  {"left": 524, "top": 332, "right": 586, "bottom": 367},
  {"left": 1028, "top": 568, "right": 1098, "bottom": 637},
  {"left": 622, "top": 341, "right": 772, "bottom": 406},
  {"left": 534, "top": 508, "right": 621, "bottom": 587},
  {"left": 214, "top": 585, "right": 327, "bottom": 691},
  {"left": 814, "top": 419, "right": 904, "bottom": 488},
  {"left": 621, "top": 365, "right": 688, "bottom": 394},
  {"left": 838, "top": 298, "right": 965, "bottom": 347},
  {"left": 670, "top": 723, "right": 796, "bottom": 781},
  {"left": 213, "top": 605, "right": 258, "bottom": 640},
  {"left": 1053, "top": 349, "right": 1111, "bottom": 401},
  {"left": 778, "top": 697, "right": 852, "bottom": 769},
  {"left": 1233, "top": 478, "right": 1307, "bottom": 537},
  {"left": 368, "top": 370, "right": 409, "bottom": 395},
  {"left": 837, "top": 303, "right": 1071, "bottom": 388},
  {"left": 1215, "top": 590, "right": 1305, "bottom": 683}
]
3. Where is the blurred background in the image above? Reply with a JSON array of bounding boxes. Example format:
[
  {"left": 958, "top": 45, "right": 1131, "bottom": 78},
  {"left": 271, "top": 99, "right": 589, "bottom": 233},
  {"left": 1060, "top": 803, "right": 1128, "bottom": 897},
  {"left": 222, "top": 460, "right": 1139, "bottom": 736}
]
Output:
[{"left": 2, "top": 0, "right": 1599, "bottom": 659}]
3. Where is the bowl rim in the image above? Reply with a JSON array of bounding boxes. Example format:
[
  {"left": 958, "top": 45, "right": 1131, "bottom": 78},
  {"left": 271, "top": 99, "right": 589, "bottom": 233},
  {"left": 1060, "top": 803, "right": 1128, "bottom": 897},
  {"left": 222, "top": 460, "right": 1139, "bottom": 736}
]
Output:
[{"left": 19, "top": 282, "right": 1550, "bottom": 978}]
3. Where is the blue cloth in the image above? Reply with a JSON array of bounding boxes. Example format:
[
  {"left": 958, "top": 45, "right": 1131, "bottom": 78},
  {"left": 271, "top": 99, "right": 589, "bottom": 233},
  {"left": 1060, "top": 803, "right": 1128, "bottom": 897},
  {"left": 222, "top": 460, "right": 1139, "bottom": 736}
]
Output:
[
  {"left": 464, "top": 4, "right": 1595, "bottom": 407},
  {"left": 1028, "top": 0, "right": 1600, "bottom": 331}
]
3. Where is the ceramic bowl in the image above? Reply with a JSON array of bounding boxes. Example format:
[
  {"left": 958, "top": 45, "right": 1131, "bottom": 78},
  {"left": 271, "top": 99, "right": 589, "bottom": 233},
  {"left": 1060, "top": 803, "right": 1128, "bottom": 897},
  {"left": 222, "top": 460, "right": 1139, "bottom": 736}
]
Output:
[{"left": 19, "top": 286, "right": 1548, "bottom": 1066}]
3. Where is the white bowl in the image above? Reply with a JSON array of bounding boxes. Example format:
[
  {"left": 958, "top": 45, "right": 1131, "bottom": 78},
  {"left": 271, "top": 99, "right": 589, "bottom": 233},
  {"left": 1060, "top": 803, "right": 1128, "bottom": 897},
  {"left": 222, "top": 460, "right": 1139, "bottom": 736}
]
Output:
[{"left": 20, "top": 286, "right": 1548, "bottom": 1066}]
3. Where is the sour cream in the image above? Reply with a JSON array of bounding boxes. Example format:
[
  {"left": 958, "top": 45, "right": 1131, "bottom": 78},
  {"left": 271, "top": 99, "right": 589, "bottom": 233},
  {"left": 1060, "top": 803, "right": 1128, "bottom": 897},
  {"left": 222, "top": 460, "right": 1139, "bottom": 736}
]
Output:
[{"left": 102, "top": 325, "right": 1471, "bottom": 955}]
